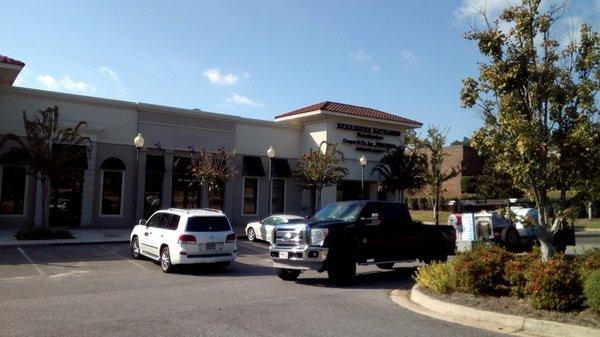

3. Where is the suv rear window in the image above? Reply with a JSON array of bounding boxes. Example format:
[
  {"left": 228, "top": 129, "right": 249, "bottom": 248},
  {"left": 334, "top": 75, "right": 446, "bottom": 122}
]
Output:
[{"left": 185, "top": 216, "right": 231, "bottom": 232}]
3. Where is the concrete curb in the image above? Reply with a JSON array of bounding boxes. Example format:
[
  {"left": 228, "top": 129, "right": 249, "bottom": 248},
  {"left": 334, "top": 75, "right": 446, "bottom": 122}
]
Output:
[
  {"left": 401, "top": 285, "right": 599, "bottom": 337},
  {"left": 0, "top": 240, "right": 129, "bottom": 248}
]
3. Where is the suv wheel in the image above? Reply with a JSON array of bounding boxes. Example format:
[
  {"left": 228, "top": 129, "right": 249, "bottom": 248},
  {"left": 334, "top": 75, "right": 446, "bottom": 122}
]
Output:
[
  {"left": 131, "top": 237, "right": 141, "bottom": 259},
  {"left": 276, "top": 268, "right": 301, "bottom": 281},
  {"left": 247, "top": 228, "right": 256, "bottom": 242},
  {"left": 327, "top": 253, "right": 356, "bottom": 286},
  {"left": 160, "top": 246, "right": 173, "bottom": 273}
]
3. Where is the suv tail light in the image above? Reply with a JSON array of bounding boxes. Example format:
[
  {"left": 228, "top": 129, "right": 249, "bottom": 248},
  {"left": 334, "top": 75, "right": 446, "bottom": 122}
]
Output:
[
  {"left": 225, "top": 233, "right": 236, "bottom": 243},
  {"left": 178, "top": 234, "right": 197, "bottom": 244}
]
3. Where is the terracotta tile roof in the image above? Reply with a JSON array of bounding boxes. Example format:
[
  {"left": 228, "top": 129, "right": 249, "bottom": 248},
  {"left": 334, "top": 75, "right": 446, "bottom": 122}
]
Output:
[
  {"left": 0, "top": 55, "right": 25, "bottom": 67},
  {"left": 275, "top": 101, "right": 422, "bottom": 126}
]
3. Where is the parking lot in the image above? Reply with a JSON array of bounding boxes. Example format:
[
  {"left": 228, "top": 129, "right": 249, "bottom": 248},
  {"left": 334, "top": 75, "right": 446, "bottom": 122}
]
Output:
[{"left": 0, "top": 241, "right": 504, "bottom": 337}]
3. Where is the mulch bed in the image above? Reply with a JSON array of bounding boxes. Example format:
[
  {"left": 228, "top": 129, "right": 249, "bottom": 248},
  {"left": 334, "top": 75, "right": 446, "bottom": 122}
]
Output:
[{"left": 421, "top": 287, "right": 600, "bottom": 329}]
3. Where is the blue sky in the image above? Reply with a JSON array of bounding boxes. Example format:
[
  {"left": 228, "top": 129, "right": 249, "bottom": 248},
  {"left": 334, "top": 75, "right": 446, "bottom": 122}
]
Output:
[{"left": 2, "top": 0, "right": 599, "bottom": 143}]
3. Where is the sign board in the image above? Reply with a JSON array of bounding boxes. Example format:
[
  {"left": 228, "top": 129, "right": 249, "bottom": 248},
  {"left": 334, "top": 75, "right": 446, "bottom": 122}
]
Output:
[{"left": 337, "top": 123, "right": 400, "bottom": 153}]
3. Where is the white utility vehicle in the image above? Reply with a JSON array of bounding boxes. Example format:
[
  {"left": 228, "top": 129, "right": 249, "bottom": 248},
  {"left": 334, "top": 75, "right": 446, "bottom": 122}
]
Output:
[
  {"left": 245, "top": 214, "right": 304, "bottom": 243},
  {"left": 130, "top": 208, "right": 237, "bottom": 272}
]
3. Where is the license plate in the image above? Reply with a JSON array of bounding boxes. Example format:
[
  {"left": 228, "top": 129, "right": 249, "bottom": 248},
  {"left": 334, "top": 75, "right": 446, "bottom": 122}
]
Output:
[
  {"left": 279, "top": 251, "right": 288, "bottom": 259},
  {"left": 205, "top": 243, "right": 216, "bottom": 251}
]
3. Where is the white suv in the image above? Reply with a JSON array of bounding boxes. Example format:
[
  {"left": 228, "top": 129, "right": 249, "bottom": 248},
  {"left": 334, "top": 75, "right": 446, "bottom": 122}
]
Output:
[{"left": 130, "top": 208, "right": 237, "bottom": 272}]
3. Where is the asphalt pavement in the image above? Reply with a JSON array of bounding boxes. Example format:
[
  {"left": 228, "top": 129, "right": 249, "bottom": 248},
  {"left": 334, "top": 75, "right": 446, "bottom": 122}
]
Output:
[{"left": 0, "top": 241, "right": 506, "bottom": 337}]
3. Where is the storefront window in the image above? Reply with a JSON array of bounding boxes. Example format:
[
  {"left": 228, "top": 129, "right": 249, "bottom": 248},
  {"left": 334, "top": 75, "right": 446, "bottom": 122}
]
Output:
[
  {"left": 172, "top": 156, "right": 200, "bottom": 209},
  {"left": 272, "top": 179, "right": 285, "bottom": 213},
  {"left": 144, "top": 172, "right": 162, "bottom": 218},
  {"left": 101, "top": 171, "right": 124, "bottom": 215},
  {"left": 208, "top": 182, "right": 225, "bottom": 210},
  {"left": 243, "top": 178, "right": 258, "bottom": 214},
  {"left": 0, "top": 166, "right": 26, "bottom": 215}
]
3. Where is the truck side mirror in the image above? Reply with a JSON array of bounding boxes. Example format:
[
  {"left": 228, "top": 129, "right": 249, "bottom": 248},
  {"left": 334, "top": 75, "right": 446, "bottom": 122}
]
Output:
[
  {"left": 138, "top": 219, "right": 147, "bottom": 227},
  {"left": 361, "top": 213, "right": 380, "bottom": 226}
]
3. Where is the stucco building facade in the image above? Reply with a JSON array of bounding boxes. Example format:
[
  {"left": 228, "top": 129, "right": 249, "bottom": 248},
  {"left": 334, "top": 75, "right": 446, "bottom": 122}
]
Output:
[{"left": 0, "top": 56, "right": 422, "bottom": 233}]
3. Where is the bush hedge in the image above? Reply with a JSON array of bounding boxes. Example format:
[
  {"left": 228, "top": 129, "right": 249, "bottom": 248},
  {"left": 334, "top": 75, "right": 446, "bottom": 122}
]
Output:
[
  {"left": 452, "top": 244, "right": 512, "bottom": 294},
  {"left": 415, "top": 244, "right": 597, "bottom": 312},
  {"left": 414, "top": 261, "right": 455, "bottom": 294},
  {"left": 584, "top": 270, "right": 600, "bottom": 312}
]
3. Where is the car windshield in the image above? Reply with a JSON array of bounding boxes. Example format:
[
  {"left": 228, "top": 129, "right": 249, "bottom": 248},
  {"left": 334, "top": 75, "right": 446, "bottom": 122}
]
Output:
[{"left": 313, "top": 202, "right": 363, "bottom": 221}]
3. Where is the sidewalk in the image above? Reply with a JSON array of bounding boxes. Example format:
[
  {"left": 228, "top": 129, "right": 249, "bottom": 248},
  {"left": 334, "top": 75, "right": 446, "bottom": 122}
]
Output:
[{"left": 0, "top": 229, "right": 130, "bottom": 248}]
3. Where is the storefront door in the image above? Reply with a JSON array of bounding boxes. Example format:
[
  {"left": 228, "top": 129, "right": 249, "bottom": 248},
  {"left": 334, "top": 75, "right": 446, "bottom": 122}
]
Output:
[{"left": 49, "top": 169, "right": 84, "bottom": 227}]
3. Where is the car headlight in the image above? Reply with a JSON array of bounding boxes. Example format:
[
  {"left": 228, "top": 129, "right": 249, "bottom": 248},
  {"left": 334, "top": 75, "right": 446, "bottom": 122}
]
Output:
[{"left": 309, "top": 228, "right": 329, "bottom": 246}]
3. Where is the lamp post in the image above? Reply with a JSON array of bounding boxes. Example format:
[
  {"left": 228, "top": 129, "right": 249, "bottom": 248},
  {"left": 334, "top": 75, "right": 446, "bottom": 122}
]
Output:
[
  {"left": 133, "top": 133, "right": 144, "bottom": 220},
  {"left": 359, "top": 154, "right": 367, "bottom": 200},
  {"left": 267, "top": 146, "right": 276, "bottom": 214},
  {"left": 133, "top": 133, "right": 144, "bottom": 160}
]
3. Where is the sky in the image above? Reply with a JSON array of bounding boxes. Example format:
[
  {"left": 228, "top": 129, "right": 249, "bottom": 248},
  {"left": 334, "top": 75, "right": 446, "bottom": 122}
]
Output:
[{"left": 1, "top": 0, "right": 599, "bottom": 143}]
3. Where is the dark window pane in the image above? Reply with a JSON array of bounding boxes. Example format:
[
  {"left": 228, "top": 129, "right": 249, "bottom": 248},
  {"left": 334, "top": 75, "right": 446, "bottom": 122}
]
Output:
[
  {"left": 208, "top": 182, "right": 225, "bottom": 210},
  {"left": 186, "top": 216, "right": 231, "bottom": 232},
  {"left": 144, "top": 172, "right": 162, "bottom": 218},
  {"left": 243, "top": 178, "right": 257, "bottom": 214},
  {"left": 146, "top": 213, "right": 164, "bottom": 227},
  {"left": 272, "top": 179, "right": 285, "bottom": 213},
  {"left": 172, "top": 157, "right": 200, "bottom": 209},
  {"left": 0, "top": 166, "right": 26, "bottom": 214},
  {"left": 101, "top": 171, "right": 123, "bottom": 215}
]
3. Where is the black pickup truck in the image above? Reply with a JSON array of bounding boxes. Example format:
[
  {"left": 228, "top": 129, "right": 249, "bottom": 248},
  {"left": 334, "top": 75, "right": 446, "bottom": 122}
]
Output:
[{"left": 269, "top": 201, "right": 456, "bottom": 285}]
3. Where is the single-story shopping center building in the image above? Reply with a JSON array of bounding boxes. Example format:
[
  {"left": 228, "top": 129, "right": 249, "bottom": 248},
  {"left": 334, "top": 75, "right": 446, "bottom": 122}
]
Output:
[{"left": 0, "top": 55, "right": 422, "bottom": 233}]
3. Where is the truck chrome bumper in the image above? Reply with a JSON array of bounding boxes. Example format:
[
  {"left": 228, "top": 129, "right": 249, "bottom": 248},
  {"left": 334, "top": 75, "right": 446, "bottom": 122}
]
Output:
[{"left": 269, "top": 246, "right": 329, "bottom": 271}]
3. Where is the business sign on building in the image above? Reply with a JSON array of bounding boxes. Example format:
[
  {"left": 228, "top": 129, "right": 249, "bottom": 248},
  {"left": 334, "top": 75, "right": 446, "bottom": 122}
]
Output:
[{"left": 337, "top": 123, "right": 400, "bottom": 153}]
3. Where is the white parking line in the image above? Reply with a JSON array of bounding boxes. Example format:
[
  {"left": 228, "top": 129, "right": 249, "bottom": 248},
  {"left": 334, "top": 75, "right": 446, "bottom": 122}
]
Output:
[
  {"left": 97, "top": 245, "right": 153, "bottom": 271},
  {"left": 17, "top": 247, "right": 46, "bottom": 276}
]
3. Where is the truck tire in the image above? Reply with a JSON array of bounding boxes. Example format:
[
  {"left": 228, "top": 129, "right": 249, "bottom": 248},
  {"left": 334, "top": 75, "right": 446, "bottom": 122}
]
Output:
[
  {"left": 327, "top": 253, "right": 356, "bottom": 286},
  {"left": 275, "top": 268, "right": 301, "bottom": 281},
  {"left": 376, "top": 263, "right": 395, "bottom": 270},
  {"left": 501, "top": 227, "right": 520, "bottom": 252}
]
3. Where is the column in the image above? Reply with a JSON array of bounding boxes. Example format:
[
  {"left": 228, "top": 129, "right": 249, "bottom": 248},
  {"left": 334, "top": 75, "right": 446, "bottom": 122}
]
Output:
[
  {"left": 161, "top": 150, "right": 174, "bottom": 209},
  {"left": 80, "top": 143, "right": 97, "bottom": 227}
]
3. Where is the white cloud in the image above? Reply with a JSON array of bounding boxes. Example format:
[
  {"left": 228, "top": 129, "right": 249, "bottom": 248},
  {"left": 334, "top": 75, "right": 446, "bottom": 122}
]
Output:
[
  {"left": 203, "top": 68, "right": 239, "bottom": 85},
  {"left": 226, "top": 92, "right": 264, "bottom": 107},
  {"left": 350, "top": 50, "right": 380, "bottom": 72},
  {"left": 98, "top": 66, "right": 120, "bottom": 82},
  {"left": 37, "top": 75, "right": 59, "bottom": 90},
  {"left": 36, "top": 74, "right": 95, "bottom": 93},
  {"left": 400, "top": 50, "right": 417, "bottom": 61}
]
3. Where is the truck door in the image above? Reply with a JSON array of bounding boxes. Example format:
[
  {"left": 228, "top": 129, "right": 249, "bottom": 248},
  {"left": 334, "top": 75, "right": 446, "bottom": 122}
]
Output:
[
  {"left": 355, "top": 203, "right": 388, "bottom": 262},
  {"left": 380, "top": 203, "right": 421, "bottom": 261}
]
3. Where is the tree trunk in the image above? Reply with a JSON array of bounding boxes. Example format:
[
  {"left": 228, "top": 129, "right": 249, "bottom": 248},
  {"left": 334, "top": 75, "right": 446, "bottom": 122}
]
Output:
[
  {"left": 434, "top": 189, "right": 440, "bottom": 225},
  {"left": 317, "top": 189, "right": 322, "bottom": 211},
  {"left": 537, "top": 206, "right": 555, "bottom": 261},
  {"left": 310, "top": 188, "right": 316, "bottom": 216},
  {"left": 589, "top": 202, "right": 593, "bottom": 221}
]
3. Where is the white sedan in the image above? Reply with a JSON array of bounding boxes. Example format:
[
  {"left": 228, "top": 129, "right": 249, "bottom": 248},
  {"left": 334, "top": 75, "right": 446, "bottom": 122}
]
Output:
[{"left": 245, "top": 214, "right": 304, "bottom": 243}]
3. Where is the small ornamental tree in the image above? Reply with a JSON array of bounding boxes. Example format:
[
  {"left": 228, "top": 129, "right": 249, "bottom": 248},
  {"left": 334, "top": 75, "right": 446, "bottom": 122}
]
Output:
[
  {"left": 0, "top": 106, "right": 90, "bottom": 228},
  {"left": 460, "top": 0, "right": 600, "bottom": 260},
  {"left": 416, "top": 127, "right": 459, "bottom": 225},
  {"left": 371, "top": 145, "right": 427, "bottom": 202},
  {"left": 294, "top": 141, "right": 348, "bottom": 214},
  {"left": 190, "top": 148, "right": 237, "bottom": 208}
]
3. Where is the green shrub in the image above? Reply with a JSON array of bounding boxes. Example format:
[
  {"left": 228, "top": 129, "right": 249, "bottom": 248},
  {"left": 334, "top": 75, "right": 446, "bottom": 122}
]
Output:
[
  {"left": 578, "top": 248, "right": 600, "bottom": 279},
  {"left": 504, "top": 252, "right": 538, "bottom": 297},
  {"left": 584, "top": 270, "right": 600, "bottom": 311},
  {"left": 525, "top": 254, "right": 583, "bottom": 311},
  {"left": 414, "top": 261, "right": 455, "bottom": 294},
  {"left": 453, "top": 244, "right": 513, "bottom": 294},
  {"left": 15, "top": 227, "right": 74, "bottom": 240}
]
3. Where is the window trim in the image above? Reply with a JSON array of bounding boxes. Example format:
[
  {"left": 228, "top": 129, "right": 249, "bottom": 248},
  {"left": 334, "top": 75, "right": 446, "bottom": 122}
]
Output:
[
  {"left": 98, "top": 169, "right": 125, "bottom": 217},
  {"left": 0, "top": 165, "right": 29, "bottom": 217},
  {"left": 271, "top": 178, "right": 286, "bottom": 214},
  {"left": 241, "top": 177, "right": 259, "bottom": 216}
]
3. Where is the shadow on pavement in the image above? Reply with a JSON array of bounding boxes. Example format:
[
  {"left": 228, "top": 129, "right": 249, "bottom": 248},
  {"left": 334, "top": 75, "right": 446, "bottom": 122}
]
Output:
[
  {"left": 295, "top": 267, "right": 417, "bottom": 290},
  {"left": 171, "top": 260, "right": 278, "bottom": 278}
]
